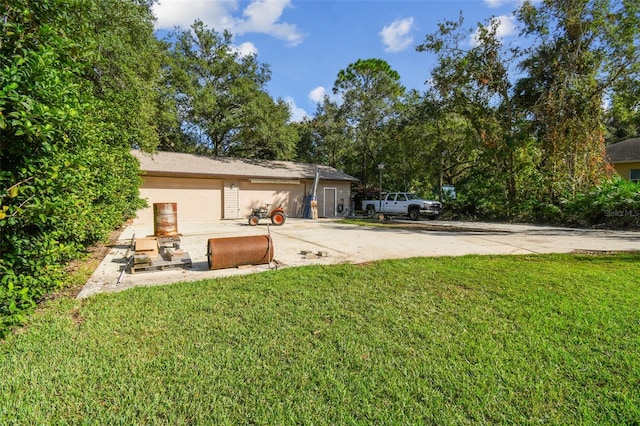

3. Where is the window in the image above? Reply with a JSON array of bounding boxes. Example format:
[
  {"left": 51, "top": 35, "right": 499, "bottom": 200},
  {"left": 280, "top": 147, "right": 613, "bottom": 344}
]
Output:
[
  {"left": 396, "top": 194, "right": 407, "bottom": 202},
  {"left": 630, "top": 169, "right": 640, "bottom": 183}
]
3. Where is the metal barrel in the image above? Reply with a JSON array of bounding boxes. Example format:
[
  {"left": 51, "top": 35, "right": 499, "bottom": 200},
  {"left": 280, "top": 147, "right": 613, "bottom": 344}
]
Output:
[
  {"left": 207, "top": 235, "right": 274, "bottom": 270},
  {"left": 153, "top": 203, "right": 178, "bottom": 237}
]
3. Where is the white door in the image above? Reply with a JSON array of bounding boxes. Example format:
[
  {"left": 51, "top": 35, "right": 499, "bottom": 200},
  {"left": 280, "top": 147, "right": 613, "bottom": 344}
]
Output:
[
  {"left": 324, "top": 188, "right": 336, "bottom": 217},
  {"left": 224, "top": 184, "right": 240, "bottom": 219},
  {"left": 388, "top": 193, "right": 408, "bottom": 214}
]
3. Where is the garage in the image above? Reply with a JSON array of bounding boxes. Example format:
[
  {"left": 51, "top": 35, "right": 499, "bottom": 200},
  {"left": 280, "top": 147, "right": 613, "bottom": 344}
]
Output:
[
  {"left": 137, "top": 176, "right": 223, "bottom": 224},
  {"left": 132, "top": 150, "right": 358, "bottom": 223},
  {"left": 238, "top": 181, "right": 307, "bottom": 218}
]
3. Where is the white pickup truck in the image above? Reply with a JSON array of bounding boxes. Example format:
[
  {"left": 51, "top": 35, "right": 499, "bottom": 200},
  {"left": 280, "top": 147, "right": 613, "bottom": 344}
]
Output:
[{"left": 362, "top": 192, "right": 442, "bottom": 221}]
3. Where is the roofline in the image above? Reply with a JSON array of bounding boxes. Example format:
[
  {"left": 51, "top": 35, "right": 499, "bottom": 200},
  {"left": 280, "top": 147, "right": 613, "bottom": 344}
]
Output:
[
  {"left": 608, "top": 159, "right": 640, "bottom": 165},
  {"left": 141, "top": 170, "right": 359, "bottom": 182}
]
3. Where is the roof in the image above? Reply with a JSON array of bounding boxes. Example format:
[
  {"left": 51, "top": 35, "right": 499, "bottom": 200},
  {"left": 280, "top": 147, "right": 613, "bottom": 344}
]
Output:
[
  {"left": 132, "top": 150, "right": 359, "bottom": 182},
  {"left": 606, "top": 138, "right": 640, "bottom": 163}
]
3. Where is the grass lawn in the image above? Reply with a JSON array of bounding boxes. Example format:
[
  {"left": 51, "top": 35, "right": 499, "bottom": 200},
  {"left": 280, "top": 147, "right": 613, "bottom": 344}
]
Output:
[{"left": 1, "top": 253, "right": 639, "bottom": 424}]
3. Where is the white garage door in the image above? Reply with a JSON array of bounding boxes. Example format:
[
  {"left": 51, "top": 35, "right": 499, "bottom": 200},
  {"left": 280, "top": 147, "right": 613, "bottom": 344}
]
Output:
[
  {"left": 137, "top": 176, "right": 223, "bottom": 224},
  {"left": 239, "top": 182, "right": 307, "bottom": 218}
]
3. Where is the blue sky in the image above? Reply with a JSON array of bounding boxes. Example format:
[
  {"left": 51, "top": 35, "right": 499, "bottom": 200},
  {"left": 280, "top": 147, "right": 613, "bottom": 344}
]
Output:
[{"left": 153, "top": 0, "right": 526, "bottom": 121}]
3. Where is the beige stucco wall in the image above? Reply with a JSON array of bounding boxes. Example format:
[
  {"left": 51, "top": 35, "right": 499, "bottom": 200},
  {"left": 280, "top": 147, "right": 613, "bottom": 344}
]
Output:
[
  {"left": 137, "top": 175, "right": 354, "bottom": 223},
  {"left": 612, "top": 161, "right": 640, "bottom": 181},
  {"left": 316, "top": 181, "right": 352, "bottom": 217},
  {"left": 137, "top": 175, "right": 223, "bottom": 224},
  {"left": 238, "top": 181, "right": 307, "bottom": 218}
]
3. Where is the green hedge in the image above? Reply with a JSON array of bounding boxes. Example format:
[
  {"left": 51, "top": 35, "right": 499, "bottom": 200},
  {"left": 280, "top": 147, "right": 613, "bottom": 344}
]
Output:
[{"left": 1, "top": 0, "right": 151, "bottom": 337}]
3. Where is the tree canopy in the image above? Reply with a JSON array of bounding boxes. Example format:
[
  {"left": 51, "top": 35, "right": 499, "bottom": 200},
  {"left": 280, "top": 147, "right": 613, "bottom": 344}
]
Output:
[
  {"left": 331, "top": 58, "right": 405, "bottom": 187},
  {"left": 161, "top": 20, "right": 298, "bottom": 159}
]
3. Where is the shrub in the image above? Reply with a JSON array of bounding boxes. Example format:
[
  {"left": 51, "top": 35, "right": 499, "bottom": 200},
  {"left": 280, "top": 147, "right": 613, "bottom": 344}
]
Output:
[
  {"left": 0, "top": 0, "right": 149, "bottom": 337},
  {"left": 561, "top": 177, "right": 640, "bottom": 228}
]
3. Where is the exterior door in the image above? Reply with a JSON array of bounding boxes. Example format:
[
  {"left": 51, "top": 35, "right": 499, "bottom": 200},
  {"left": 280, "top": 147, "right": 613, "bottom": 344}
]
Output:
[
  {"left": 390, "top": 193, "right": 408, "bottom": 214},
  {"left": 324, "top": 188, "right": 336, "bottom": 217},
  {"left": 223, "top": 184, "right": 240, "bottom": 219}
]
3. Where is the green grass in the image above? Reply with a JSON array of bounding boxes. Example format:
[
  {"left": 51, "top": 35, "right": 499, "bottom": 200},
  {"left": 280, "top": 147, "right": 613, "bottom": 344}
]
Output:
[{"left": 1, "top": 254, "right": 639, "bottom": 424}]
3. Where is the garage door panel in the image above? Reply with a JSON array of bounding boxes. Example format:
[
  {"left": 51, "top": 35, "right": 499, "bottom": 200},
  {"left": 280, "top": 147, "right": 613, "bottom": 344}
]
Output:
[
  {"left": 137, "top": 176, "right": 222, "bottom": 224},
  {"left": 239, "top": 183, "right": 306, "bottom": 218}
]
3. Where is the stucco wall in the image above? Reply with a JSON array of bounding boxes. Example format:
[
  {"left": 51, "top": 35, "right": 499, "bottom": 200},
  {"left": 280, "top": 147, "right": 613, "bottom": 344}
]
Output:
[
  {"left": 613, "top": 162, "right": 640, "bottom": 181},
  {"left": 316, "top": 181, "right": 352, "bottom": 217},
  {"left": 138, "top": 176, "right": 223, "bottom": 224},
  {"left": 238, "top": 181, "right": 307, "bottom": 218},
  {"left": 137, "top": 175, "right": 353, "bottom": 223}
]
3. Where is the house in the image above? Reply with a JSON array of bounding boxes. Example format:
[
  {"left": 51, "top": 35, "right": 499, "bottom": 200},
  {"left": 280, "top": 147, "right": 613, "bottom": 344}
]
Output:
[
  {"left": 605, "top": 137, "right": 640, "bottom": 182},
  {"left": 132, "top": 150, "right": 358, "bottom": 224}
]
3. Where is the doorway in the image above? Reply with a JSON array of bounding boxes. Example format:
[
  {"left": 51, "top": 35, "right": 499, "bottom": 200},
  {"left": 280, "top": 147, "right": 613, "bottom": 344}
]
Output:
[{"left": 324, "top": 188, "right": 336, "bottom": 217}]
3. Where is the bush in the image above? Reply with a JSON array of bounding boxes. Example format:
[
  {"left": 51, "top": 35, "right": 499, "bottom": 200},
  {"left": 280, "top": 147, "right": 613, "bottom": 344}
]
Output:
[
  {"left": 561, "top": 177, "right": 640, "bottom": 228},
  {"left": 435, "top": 176, "right": 640, "bottom": 229},
  {"left": 0, "top": 0, "right": 149, "bottom": 337}
]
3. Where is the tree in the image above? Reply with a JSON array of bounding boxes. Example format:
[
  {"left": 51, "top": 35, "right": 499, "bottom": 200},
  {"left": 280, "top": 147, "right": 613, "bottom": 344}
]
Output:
[
  {"left": 379, "top": 90, "right": 439, "bottom": 193},
  {"left": 417, "top": 14, "right": 534, "bottom": 217},
  {"left": 332, "top": 58, "right": 405, "bottom": 187},
  {"left": 298, "top": 97, "right": 352, "bottom": 168},
  {"left": 87, "top": 0, "right": 164, "bottom": 152},
  {"left": 229, "top": 93, "right": 298, "bottom": 160},
  {"left": 165, "top": 20, "right": 296, "bottom": 159},
  {"left": 514, "top": 0, "right": 640, "bottom": 200},
  {"left": 398, "top": 92, "right": 482, "bottom": 199},
  {"left": 605, "top": 79, "right": 640, "bottom": 142}
]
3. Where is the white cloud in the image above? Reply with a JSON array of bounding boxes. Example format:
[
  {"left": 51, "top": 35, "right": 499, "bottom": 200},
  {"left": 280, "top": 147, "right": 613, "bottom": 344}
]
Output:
[
  {"left": 379, "top": 17, "right": 414, "bottom": 53},
  {"left": 153, "top": 0, "right": 236, "bottom": 30},
  {"left": 231, "top": 41, "right": 259, "bottom": 57},
  {"left": 484, "top": 0, "right": 507, "bottom": 8},
  {"left": 484, "top": 0, "right": 541, "bottom": 8},
  {"left": 309, "top": 86, "right": 342, "bottom": 105},
  {"left": 285, "top": 97, "right": 308, "bottom": 122},
  {"left": 309, "top": 86, "right": 327, "bottom": 104},
  {"left": 153, "top": 0, "right": 303, "bottom": 46},
  {"left": 494, "top": 15, "right": 517, "bottom": 38},
  {"left": 234, "top": 0, "right": 304, "bottom": 46},
  {"left": 471, "top": 15, "right": 517, "bottom": 46}
]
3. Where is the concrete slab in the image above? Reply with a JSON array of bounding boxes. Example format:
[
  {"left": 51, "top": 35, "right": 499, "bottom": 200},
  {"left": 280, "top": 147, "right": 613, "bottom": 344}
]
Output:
[{"left": 77, "top": 218, "right": 639, "bottom": 299}]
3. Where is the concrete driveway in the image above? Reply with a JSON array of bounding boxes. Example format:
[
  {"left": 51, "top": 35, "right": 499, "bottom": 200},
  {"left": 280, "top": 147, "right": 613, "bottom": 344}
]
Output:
[{"left": 77, "top": 218, "right": 639, "bottom": 299}]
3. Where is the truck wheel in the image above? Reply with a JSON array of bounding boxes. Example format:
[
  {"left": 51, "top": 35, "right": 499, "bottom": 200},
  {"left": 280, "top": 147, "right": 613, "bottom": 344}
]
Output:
[
  {"left": 248, "top": 216, "right": 259, "bottom": 226},
  {"left": 366, "top": 205, "right": 375, "bottom": 217},
  {"left": 409, "top": 208, "right": 420, "bottom": 221}
]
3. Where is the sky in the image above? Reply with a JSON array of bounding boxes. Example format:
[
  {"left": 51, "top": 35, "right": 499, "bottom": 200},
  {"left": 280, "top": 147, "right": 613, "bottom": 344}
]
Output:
[{"left": 152, "top": 0, "right": 527, "bottom": 121}]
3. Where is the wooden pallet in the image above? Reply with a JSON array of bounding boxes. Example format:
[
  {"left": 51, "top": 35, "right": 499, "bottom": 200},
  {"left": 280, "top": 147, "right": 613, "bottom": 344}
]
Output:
[{"left": 130, "top": 252, "right": 192, "bottom": 273}]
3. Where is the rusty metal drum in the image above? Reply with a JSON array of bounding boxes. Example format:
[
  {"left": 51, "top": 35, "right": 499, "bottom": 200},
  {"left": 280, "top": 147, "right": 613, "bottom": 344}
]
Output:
[
  {"left": 207, "top": 235, "right": 274, "bottom": 270},
  {"left": 153, "top": 203, "right": 178, "bottom": 237}
]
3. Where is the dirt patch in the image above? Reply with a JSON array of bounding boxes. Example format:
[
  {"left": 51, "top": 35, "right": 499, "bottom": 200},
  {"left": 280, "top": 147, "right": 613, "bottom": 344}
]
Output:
[
  {"left": 571, "top": 249, "right": 640, "bottom": 256},
  {"left": 370, "top": 219, "right": 512, "bottom": 234},
  {"left": 44, "top": 226, "right": 127, "bottom": 301}
]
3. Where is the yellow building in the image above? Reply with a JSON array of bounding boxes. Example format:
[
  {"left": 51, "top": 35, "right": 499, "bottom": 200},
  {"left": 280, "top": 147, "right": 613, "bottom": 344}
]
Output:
[{"left": 605, "top": 138, "right": 640, "bottom": 182}]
